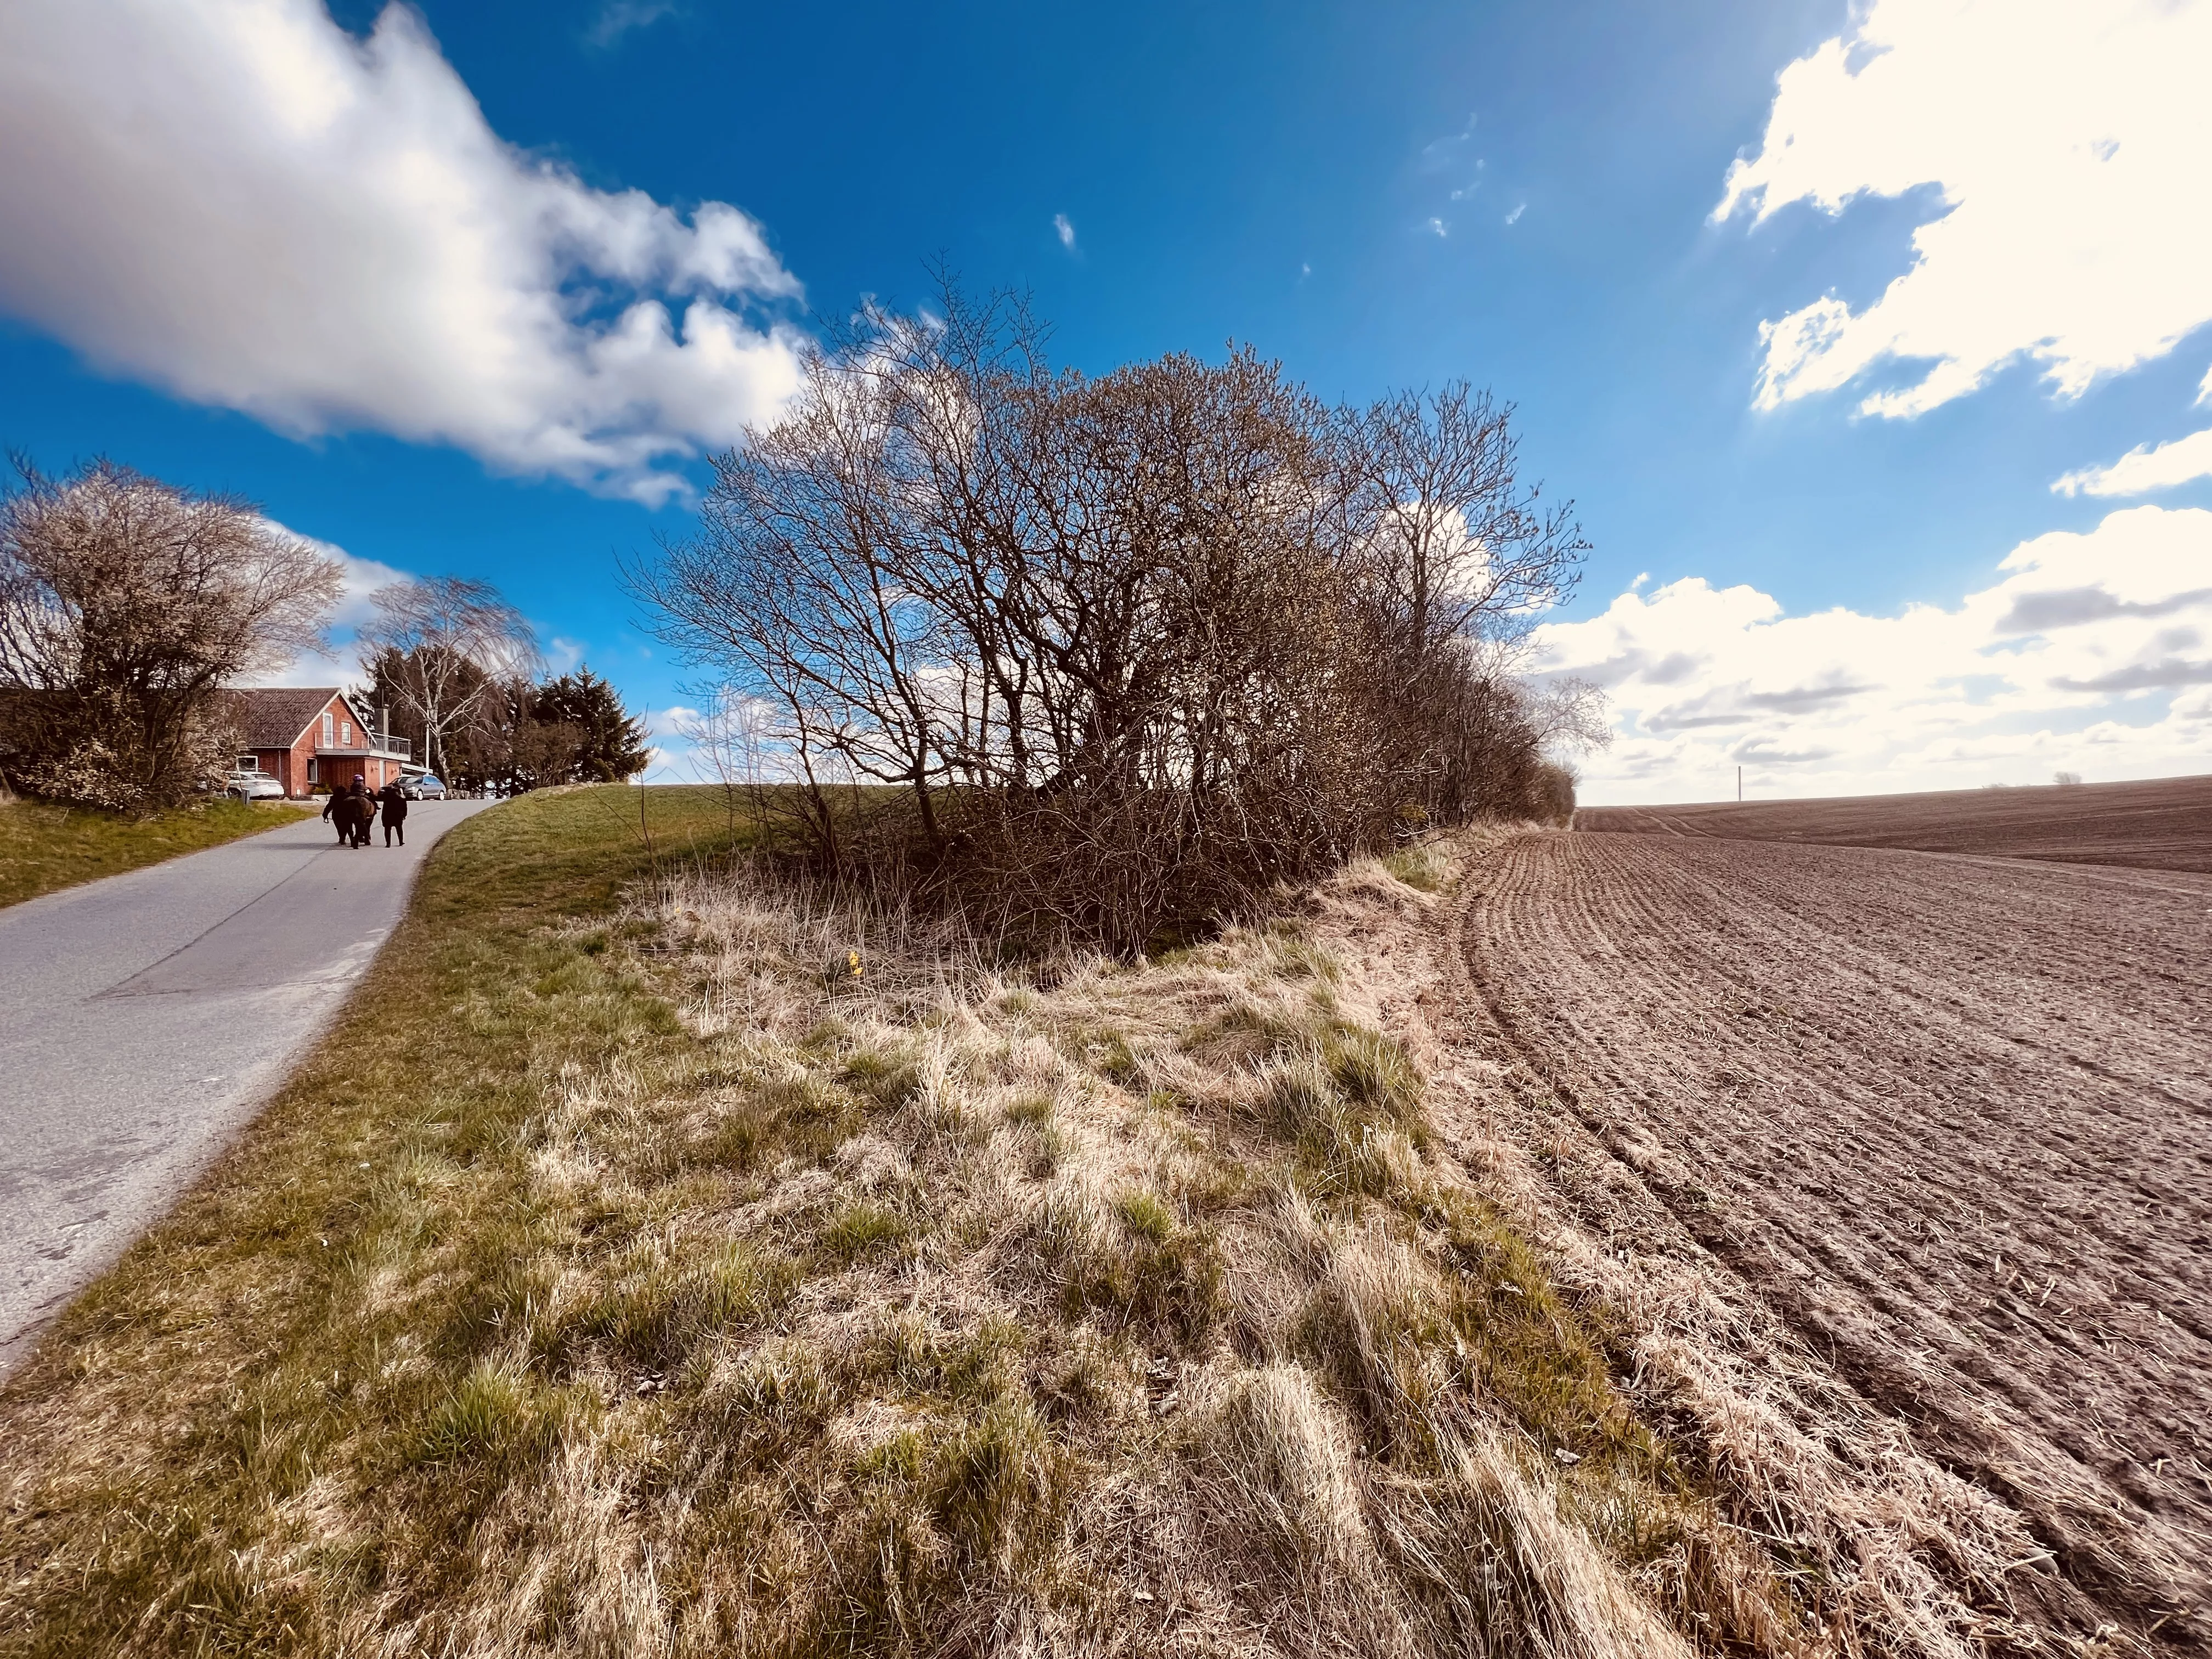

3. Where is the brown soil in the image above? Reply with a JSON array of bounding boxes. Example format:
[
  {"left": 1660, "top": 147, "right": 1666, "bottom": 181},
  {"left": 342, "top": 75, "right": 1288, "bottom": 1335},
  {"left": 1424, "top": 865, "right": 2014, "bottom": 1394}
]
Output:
[
  {"left": 1446, "top": 830, "right": 2212, "bottom": 1654},
  {"left": 1577, "top": 773, "right": 2212, "bottom": 873}
]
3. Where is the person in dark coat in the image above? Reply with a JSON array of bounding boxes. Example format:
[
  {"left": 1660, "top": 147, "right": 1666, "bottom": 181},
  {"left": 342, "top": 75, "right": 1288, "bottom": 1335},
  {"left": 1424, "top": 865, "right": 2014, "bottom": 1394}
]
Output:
[
  {"left": 346, "top": 778, "right": 373, "bottom": 847},
  {"left": 320, "top": 783, "right": 350, "bottom": 844},
  {"left": 377, "top": 780, "right": 409, "bottom": 847}
]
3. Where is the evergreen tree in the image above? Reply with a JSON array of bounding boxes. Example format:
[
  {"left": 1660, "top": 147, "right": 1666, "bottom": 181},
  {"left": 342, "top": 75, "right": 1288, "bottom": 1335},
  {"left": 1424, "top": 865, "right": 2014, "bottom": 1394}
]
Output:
[{"left": 531, "top": 668, "right": 649, "bottom": 782}]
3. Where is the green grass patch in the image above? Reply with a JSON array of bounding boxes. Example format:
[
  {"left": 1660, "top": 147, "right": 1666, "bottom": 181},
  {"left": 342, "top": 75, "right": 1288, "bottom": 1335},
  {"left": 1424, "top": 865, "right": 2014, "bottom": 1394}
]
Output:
[
  {"left": 1380, "top": 841, "right": 1451, "bottom": 891},
  {"left": 0, "top": 794, "right": 312, "bottom": 909},
  {"left": 1042, "top": 1185, "right": 1225, "bottom": 1343},
  {"left": 0, "top": 785, "right": 753, "bottom": 1654},
  {"left": 819, "top": 1201, "right": 910, "bottom": 1262}
]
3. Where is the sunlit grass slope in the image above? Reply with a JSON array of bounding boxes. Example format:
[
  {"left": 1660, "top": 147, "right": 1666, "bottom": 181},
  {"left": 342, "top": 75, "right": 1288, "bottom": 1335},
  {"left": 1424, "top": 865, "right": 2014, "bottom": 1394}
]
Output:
[{"left": 0, "top": 786, "right": 1800, "bottom": 1656}]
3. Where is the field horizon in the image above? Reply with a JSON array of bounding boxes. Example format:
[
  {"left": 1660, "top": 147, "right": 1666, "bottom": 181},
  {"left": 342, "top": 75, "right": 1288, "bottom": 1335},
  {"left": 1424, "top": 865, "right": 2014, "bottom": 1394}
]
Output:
[{"left": 1577, "top": 771, "right": 2212, "bottom": 873}]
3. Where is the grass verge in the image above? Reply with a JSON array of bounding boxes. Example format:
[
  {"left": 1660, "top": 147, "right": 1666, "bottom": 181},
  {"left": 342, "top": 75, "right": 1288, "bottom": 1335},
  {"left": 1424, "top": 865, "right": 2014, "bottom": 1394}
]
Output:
[
  {"left": 0, "top": 794, "right": 314, "bottom": 909},
  {"left": 0, "top": 792, "right": 1804, "bottom": 1656}
]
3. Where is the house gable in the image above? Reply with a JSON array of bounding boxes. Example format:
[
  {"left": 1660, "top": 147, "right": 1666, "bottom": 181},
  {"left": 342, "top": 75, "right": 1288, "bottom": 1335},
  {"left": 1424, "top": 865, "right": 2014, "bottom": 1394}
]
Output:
[
  {"left": 229, "top": 687, "right": 347, "bottom": 750},
  {"left": 224, "top": 687, "right": 406, "bottom": 797}
]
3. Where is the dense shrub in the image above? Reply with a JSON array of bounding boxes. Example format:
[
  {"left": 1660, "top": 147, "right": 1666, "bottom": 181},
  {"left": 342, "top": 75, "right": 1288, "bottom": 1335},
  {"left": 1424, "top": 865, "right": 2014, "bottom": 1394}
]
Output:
[
  {"left": 635, "top": 284, "right": 1601, "bottom": 946},
  {"left": 0, "top": 460, "right": 340, "bottom": 808}
]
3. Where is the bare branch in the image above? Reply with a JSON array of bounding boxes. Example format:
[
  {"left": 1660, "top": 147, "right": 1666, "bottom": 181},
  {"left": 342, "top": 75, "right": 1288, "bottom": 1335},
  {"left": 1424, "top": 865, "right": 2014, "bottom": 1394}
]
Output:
[{"left": 354, "top": 575, "right": 539, "bottom": 778}]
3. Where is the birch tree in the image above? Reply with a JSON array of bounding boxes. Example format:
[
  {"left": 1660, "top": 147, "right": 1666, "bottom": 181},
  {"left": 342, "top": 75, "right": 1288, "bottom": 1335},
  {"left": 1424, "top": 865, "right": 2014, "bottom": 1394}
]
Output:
[{"left": 356, "top": 576, "right": 538, "bottom": 777}]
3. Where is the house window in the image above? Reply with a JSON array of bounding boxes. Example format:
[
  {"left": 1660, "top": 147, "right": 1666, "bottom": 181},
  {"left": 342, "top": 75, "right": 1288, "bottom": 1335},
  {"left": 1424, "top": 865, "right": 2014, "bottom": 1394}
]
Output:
[
  {"left": 340, "top": 718, "right": 353, "bottom": 746},
  {"left": 321, "top": 712, "right": 334, "bottom": 747}
]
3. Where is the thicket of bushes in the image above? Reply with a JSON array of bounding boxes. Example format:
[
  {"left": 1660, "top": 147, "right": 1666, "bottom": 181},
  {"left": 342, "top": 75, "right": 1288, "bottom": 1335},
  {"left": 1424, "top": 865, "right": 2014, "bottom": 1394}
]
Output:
[{"left": 637, "top": 285, "right": 1601, "bottom": 947}]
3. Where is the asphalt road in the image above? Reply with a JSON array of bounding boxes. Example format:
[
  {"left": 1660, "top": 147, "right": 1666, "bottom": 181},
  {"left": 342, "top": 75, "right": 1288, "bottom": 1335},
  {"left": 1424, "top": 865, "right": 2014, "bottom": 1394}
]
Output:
[{"left": 0, "top": 799, "right": 490, "bottom": 1376}]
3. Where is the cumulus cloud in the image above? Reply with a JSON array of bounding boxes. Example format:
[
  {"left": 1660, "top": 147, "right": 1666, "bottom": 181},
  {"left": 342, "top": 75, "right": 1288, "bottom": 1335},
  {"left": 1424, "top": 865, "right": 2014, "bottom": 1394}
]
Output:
[
  {"left": 0, "top": 0, "right": 806, "bottom": 504},
  {"left": 1533, "top": 506, "right": 2212, "bottom": 802},
  {"left": 641, "top": 703, "right": 728, "bottom": 783},
  {"left": 646, "top": 704, "right": 701, "bottom": 740},
  {"left": 1716, "top": 0, "right": 2212, "bottom": 418}
]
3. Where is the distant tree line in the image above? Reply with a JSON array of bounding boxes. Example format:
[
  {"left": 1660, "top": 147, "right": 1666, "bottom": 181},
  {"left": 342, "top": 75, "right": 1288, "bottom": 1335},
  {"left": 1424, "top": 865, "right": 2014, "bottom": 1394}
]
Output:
[
  {"left": 359, "top": 641, "right": 650, "bottom": 797},
  {"left": 353, "top": 577, "right": 648, "bottom": 795},
  {"left": 0, "top": 458, "right": 647, "bottom": 809},
  {"left": 635, "top": 283, "right": 1604, "bottom": 947},
  {"left": 352, "top": 573, "right": 648, "bottom": 794}
]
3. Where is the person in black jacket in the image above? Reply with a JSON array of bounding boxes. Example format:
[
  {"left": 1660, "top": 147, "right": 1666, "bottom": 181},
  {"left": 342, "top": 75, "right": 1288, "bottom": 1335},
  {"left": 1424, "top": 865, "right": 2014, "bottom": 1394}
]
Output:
[
  {"left": 377, "top": 780, "right": 409, "bottom": 847},
  {"left": 320, "top": 783, "right": 350, "bottom": 844},
  {"left": 345, "top": 778, "right": 373, "bottom": 847}
]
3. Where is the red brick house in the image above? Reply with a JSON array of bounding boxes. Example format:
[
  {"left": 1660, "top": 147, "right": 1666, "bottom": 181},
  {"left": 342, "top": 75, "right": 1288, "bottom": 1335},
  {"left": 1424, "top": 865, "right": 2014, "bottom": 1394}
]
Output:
[{"left": 229, "top": 687, "right": 412, "bottom": 798}]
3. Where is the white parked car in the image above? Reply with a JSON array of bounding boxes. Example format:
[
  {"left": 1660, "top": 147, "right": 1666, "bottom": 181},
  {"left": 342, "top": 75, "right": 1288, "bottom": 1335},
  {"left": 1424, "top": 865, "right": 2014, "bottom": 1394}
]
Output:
[
  {"left": 225, "top": 768, "right": 286, "bottom": 801},
  {"left": 401, "top": 772, "right": 448, "bottom": 800}
]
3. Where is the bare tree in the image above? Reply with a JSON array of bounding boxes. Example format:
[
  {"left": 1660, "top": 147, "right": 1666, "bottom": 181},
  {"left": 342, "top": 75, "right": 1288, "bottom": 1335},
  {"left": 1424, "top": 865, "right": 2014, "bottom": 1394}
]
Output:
[
  {"left": 631, "top": 281, "right": 1595, "bottom": 947},
  {"left": 1346, "top": 385, "right": 1585, "bottom": 654},
  {"left": 1339, "top": 387, "right": 1592, "bottom": 826},
  {"left": 0, "top": 458, "right": 342, "bottom": 807},
  {"left": 356, "top": 576, "right": 538, "bottom": 778},
  {"left": 679, "top": 688, "right": 786, "bottom": 836}
]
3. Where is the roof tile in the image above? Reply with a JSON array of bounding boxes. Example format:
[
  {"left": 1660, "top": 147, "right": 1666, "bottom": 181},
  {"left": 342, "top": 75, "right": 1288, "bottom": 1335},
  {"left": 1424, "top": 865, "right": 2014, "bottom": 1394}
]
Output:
[{"left": 224, "top": 687, "right": 343, "bottom": 749}]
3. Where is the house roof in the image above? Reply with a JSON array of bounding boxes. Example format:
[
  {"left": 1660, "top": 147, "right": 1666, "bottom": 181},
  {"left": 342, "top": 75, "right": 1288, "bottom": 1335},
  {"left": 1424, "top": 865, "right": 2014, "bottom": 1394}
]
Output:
[{"left": 227, "top": 686, "right": 345, "bottom": 749}]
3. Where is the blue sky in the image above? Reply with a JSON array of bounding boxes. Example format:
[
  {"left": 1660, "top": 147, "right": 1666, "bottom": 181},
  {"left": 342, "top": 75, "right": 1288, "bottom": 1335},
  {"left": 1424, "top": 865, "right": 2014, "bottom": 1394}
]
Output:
[{"left": 2, "top": 0, "right": 2208, "bottom": 800}]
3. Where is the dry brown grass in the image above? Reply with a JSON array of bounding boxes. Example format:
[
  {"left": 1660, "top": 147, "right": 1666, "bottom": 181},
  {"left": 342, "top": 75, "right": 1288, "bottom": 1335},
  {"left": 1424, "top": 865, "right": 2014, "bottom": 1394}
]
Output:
[
  {"left": 0, "top": 791, "right": 1814, "bottom": 1655},
  {"left": 509, "top": 855, "right": 1780, "bottom": 1654}
]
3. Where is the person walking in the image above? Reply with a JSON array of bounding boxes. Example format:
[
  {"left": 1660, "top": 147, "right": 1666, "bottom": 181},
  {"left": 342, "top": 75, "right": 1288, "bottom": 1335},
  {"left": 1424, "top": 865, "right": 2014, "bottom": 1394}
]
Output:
[
  {"left": 320, "top": 782, "right": 349, "bottom": 845},
  {"left": 346, "top": 777, "right": 373, "bottom": 848},
  {"left": 377, "top": 778, "right": 409, "bottom": 848}
]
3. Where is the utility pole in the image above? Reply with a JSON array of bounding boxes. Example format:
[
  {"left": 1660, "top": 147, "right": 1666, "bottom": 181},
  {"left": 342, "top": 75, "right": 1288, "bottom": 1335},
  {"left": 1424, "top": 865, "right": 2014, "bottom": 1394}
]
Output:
[{"left": 1737, "top": 765, "right": 1742, "bottom": 803}]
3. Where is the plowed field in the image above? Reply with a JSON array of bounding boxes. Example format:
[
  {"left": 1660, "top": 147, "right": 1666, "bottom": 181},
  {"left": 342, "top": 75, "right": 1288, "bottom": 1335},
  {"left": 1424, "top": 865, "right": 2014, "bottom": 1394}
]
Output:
[
  {"left": 1577, "top": 772, "right": 2212, "bottom": 872},
  {"left": 1455, "top": 831, "right": 2212, "bottom": 1652}
]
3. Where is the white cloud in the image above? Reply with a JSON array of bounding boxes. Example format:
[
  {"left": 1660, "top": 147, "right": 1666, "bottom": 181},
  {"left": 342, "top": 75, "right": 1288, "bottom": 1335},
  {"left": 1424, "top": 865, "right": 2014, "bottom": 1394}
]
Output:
[
  {"left": 1717, "top": 0, "right": 2212, "bottom": 418},
  {"left": 641, "top": 704, "right": 712, "bottom": 783},
  {"left": 1054, "top": 212, "right": 1077, "bottom": 250},
  {"left": 585, "top": 0, "right": 676, "bottom": 49},
  {"left": 1503, "top": 203, "right": 1525, "bottom": 227},
  {"left": 0, "top": 1, "right": 806, "bottom": 504},
  {"left": 2055, "top": 423, "right": 2212, "bottom": 498},
  {"left": 1448, "top": 160, "right": 1487, "bottom": 204},
  {"left": 1534, "top": 506, "right": 2212, "bottom": 802},
  {"left": 1424, "top": 217, "right": 1448, "bottom": 238}
]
